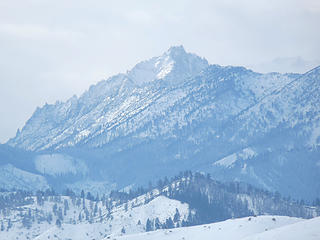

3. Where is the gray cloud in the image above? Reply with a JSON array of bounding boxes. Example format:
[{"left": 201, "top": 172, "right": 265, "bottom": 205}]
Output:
[{"left": 0, "top": 0, "right": 319, "bottom": 143}]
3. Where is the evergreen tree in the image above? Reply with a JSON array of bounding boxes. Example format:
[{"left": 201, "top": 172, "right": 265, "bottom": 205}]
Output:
[
  {"left": 57, "top": 207, "right": 63, "bottom": 220},
  {"left": 47, "top": 213, "right": 53, "bottom": 224},
  {"left": 99, "top": 207, "right": 102, "bottom": 218},
  {"left": 181, "top": 220, "right": 187, "bottom": 227},
  {"left": 81, "top": 190, "right": 85, "bottom": 199},
  {"left": 94, "top": 203, "right": 98, "bottom": 216},
  {"left": 82, "top": 196, "right": 86, "bottom": 209},
  {"left": 101, "top": 194, "right": 106, "bottom": 205},
  {"left": 22, "top": 214, "right": 32, "bottom": 229},
  {"left": 84, "top": 208, "right": 89, "bottom": 221},
  {"left": 86, "top": 192, "right": 93, "bottom": 201},
  {"left": 64, "top": 199, "right": 69, "bottom": 216},
  {"left": 7, "top": 219, "right": 12, "bottom": 230},
  {"left": 146, "top": 218, "right": 153, "bottom": 232},
  {"left": 95, "top": 193, "right": 100, "bottom": 201},
  {"left": 157, "top": 179, "right": 163, "bottom": 189},
  {"left": 165, "top": 217, "right": 174, "bottom": 229},
  {"left": 52, "top": 203, "right": 58, "bottom": 216},
  {"left": 173, "top": 208, "right": 180, "bottom": 222},
  {"left": 36, "top": 190, "right": 44, "bottom": 206},
  {"left": 55, "top": 219, "right": 61, "bottom": 228},
  {"left": 164, "top": 177, "right": 169, "bottom": 186},
  {"left": 155, "top": 217, "right": 161, "bottom": 230}
]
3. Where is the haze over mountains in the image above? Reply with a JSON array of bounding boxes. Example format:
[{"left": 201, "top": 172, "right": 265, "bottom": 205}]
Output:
[
  {"left": 1, "top": 46, "right": 319, "bottom": 201},
  {"left": 249, "top": 56, "right": 320, "bottom": 74}
]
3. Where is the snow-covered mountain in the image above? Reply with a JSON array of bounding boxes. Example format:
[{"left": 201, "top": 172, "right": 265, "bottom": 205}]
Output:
[
  {"left": 8, "top": 46, "right": 209, "bottom": 151},
  {"left": 8, "top": 47, "right": 297, "bottom": 152},
  {"left": 5, "top": 46, "right": 320, "bottom": 200}
]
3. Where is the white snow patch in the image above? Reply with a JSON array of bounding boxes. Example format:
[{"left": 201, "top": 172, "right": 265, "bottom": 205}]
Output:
[
  {"left": 214, "top": 147, "right": 256, "bottom": 168},
  {"left": 239, "top": 148, "right": 256, "bottom": 160},
  {"left": 75, "top": 129, "right": 91, "bottom": 142},
  {"left": 156, "top": 58, "right": 174, "bottom": 79},
  {"left": 237, "top": 194, "right": 258, "bottom": 215},
  {"left": 214, "top": 153, "right": 237, "bottom": 168},
  {"left": 242, "top": 163, "right": 248, "bottom": 174}
]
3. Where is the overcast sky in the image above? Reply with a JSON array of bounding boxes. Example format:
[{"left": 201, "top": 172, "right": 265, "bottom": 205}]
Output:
[{"left": 0, "top": 0, "right": 320, "bottom": 143}]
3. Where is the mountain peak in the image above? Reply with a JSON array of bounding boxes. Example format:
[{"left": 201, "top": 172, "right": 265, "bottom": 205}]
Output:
[
  {"left": 166, "top": 45, "right": 186, "bottom": 56},
  {"left": 127, "top": 46, "right": 208, "bottom": 86}
]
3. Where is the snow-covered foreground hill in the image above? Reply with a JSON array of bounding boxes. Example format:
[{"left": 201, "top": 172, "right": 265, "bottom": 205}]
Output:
[
  {"left": 0, "top": 193, "right": 189, "bottom": 240},
  {"left": 243, "top": 216, "right": 320, "bottom": 240},
  {"left": 0, "top": 176, "right": 319, "bottom": 240},
  {"left": 115, "top": 216, "right": 320, "bottom": 240},
  {"left": 31, "top": 196, "right": 188, "bottom": 240}
]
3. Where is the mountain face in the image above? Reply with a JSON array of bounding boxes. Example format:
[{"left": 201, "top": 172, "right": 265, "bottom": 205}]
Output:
[
  {"left": 6, "top": 46, "right": 320, "bottom": 200},
  {"left": 8, "top": 46, "right": 209, "bottom": 151}
]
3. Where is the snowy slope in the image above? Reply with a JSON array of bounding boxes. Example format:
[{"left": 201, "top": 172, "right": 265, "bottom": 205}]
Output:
[
  {"left": 113, "top": 216, "right": 304, "bottom": 240},
  {"left": 243, "top": 217, "right": 320, "bottom": 240}
]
